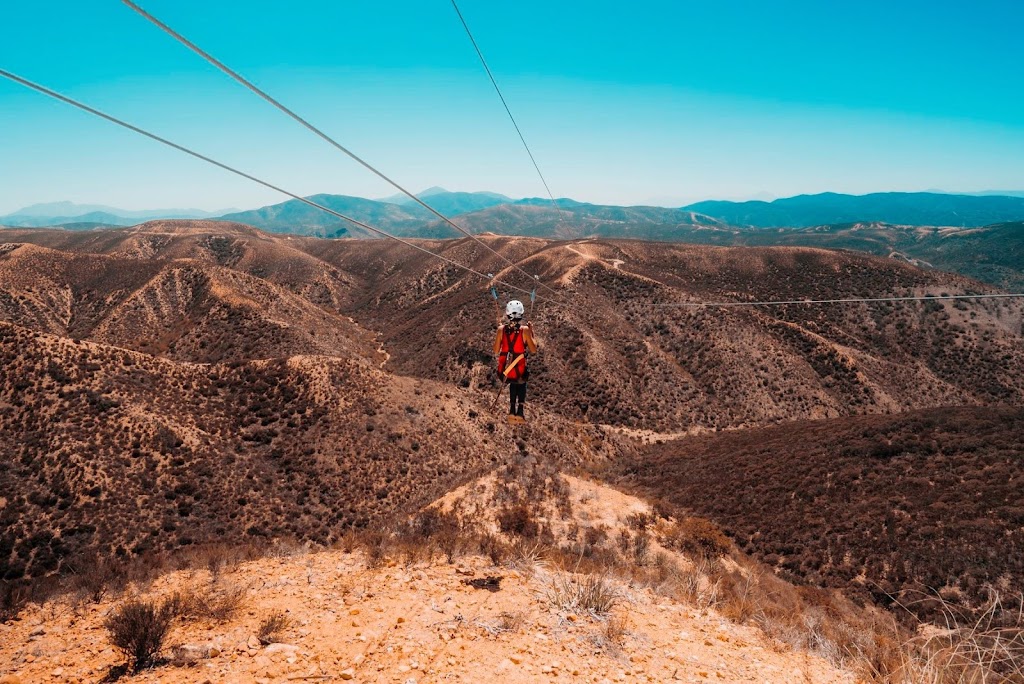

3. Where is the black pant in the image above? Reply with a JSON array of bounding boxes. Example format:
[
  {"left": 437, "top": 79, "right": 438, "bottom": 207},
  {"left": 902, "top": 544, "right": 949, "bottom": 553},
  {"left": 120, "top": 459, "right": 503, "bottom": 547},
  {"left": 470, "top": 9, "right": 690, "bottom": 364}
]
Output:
[{"left": 509, "top": 382, "right": 527, "bottom": 416}]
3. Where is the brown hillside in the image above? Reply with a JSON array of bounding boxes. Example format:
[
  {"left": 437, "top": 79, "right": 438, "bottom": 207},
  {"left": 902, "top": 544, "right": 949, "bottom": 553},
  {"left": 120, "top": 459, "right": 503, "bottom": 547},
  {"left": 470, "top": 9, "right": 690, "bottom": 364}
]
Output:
[
  {"left": 615, "top": 405, "right": 1024, "bottom": 621},
  {"left": 330, "top": 236, "right": 1024, "bottom": 431},
  {"left": 0, "top": 321, "right": 618, "bottom": 583}
]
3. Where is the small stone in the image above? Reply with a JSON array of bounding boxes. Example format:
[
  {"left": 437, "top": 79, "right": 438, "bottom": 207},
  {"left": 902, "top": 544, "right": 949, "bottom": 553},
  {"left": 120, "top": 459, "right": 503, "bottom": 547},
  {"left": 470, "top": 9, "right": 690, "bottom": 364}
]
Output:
[
  {"left": 248, "top": 635, "right": 261, "bottom": 650},
  {"left": 509, "top": 655, "right": 522, "bottom": 665},
  {"left": 264, "top": 643, "right": 299, "bottom": 656},
  {"left": 339, "top": 668, "right": 355, "bottom": 680},
  {"left": 397, "top": 616, "right": 406, "bottom": 624}
]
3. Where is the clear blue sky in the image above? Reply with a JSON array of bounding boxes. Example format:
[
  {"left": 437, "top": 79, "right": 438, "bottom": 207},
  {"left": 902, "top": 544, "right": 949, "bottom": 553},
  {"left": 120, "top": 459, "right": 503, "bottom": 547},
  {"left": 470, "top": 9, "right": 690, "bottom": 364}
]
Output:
[{"left": 1, "top": 0, "right": 1022, "bottom": 214}]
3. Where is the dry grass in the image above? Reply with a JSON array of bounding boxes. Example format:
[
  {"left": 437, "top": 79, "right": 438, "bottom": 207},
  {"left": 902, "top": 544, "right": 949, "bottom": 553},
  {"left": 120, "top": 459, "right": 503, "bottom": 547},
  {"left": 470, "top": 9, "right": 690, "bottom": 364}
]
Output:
[
  {"left": 507, "top": 540, "right": 548, "bottom": 579},
  {"left": 257, "top": 610, "right": 293, "bottom": 645},
  {"left": 872, "top": 592, "right": 1024, "bottom": 684},
  {"left": 165, "top": 584, "right": 247, "bottom": 623},
  {"left": 545, "top": 573, "right": 620, "bottom": 617}
]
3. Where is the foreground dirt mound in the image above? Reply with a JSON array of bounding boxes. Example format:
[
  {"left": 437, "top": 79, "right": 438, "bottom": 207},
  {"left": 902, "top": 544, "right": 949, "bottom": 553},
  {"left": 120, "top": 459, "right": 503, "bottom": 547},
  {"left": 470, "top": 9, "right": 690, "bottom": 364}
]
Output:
[
  {"left": 0, "top": 550, "right": 854, "bottom": 684},
  {"left": 0, "top": 475, "right": 857, "bottom": 684}
]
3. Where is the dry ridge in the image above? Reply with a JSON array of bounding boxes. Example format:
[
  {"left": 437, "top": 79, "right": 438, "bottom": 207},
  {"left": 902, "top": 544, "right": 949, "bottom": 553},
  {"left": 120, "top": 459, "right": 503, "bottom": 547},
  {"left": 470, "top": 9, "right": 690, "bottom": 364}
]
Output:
[{"left": 0, "top": 472, "right": 862, "bottom": 684}]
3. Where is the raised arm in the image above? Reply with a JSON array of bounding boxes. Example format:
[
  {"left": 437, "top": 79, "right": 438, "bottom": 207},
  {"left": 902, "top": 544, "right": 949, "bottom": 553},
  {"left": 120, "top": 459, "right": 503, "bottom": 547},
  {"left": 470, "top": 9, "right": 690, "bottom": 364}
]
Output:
[{"left": 493, "top": 326, "right": 503, "bottom": 355}]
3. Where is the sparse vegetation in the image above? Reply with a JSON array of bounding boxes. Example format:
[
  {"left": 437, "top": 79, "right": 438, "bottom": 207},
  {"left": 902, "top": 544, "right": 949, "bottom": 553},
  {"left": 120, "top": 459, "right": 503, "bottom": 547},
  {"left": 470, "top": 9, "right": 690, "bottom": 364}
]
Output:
[
  {"left": 257, "top": 610, "right": 292, "bottom": 645},
  {"left": 625, "top": 406, "right": 1024, "bottom": 622},
  {"left": 104, "top": 598, "right": 176, "bottom": 673},
  {"left": 546, "top": 573, "right": 620, "bottom": 617},
  {"left": 3, "top": 224, "right": 1024, "bottom": 684}
]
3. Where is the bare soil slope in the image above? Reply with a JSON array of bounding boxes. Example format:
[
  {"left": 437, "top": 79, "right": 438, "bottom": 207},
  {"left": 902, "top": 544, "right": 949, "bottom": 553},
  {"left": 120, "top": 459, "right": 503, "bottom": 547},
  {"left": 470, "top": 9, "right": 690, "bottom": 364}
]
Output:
[{"left": 0, "top": 475, "right": 859, "bottom": 684}]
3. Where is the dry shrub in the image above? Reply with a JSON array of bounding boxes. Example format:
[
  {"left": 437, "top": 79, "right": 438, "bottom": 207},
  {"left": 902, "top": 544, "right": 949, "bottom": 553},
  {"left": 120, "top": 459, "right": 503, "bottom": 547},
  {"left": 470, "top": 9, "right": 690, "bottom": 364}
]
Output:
[
  {"left": 670, "top": 557, "right": 721, "bottom": 608},
  {"left": 104, "top": 598, "right": 175, "bottom": 673},
  {"left": 508, "top": 540, "right": 548, "bottom": 578},
  {"left": 338, "top": 529, "right": 360, "bottom": 554},
  {"left": 1, "top": 581, "right": 30, "bottom": 623},
  {"left": 601, "top": 610, "right": 631, "bottom": 651},
  {"left": 632, "top": 532, "right": 651, "bottom": 566},
  {"left": 394, "top": 508, "right": 465, "bottom": 565},
  {"left": 67, "top": 554, "right": 126, "bottom": 604},
  {"left": 477, "top": 532, "right": 510, "bottom": 566},
  {"left": 497, "top": 610, "right": 525, "bottom": 633},
  {"left": 715, "top": 567, "right": 758, "bottom": 623},
  {"left": 876, "top": 592, "right": 1024, "bottom": 684},
  {"left": 476, "top": 610, "right": 525, "bottom": 636},
  {"left": 257, "top": 610, "right": 292, "bottom": 645},
  {"left": 546, "top": 573, "right": 620, "bottom": 617},
  {"left": 625, "top": 511, "right": 655, "bottom": 532},
  {"left": 663, "top": 516, "right": 732, "bottom": 559},
  {"left": 497, "top": 503, "right": 540, "bottom": 539},
  {"left": 361, "top": 530, "right": 390, "bottom": 569},
  {"left": 166, "top": 584, "right": 246, "bottom": 622}
]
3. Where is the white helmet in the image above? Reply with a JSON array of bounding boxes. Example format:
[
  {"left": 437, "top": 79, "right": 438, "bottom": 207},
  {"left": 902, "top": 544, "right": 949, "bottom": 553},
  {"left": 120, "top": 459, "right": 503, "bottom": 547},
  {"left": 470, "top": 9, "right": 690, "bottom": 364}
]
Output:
[{"left": 505, "top": 300, "right": 525, "bottom": 320}]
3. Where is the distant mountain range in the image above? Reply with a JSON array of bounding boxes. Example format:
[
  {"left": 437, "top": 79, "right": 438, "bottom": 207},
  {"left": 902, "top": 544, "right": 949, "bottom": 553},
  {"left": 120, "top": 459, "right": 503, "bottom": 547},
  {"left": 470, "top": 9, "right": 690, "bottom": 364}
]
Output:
[
  {"left": 0, "top": 201, "right": 237, "bottom": 228},
  {"left": 7, "top": 190, "right": 1024, "bottom": 233}
]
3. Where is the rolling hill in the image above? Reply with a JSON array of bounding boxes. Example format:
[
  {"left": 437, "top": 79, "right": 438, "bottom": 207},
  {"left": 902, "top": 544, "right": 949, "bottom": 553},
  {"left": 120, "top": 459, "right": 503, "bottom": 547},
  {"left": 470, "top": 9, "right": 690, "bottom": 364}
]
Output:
[
  {"left": 218, "top": 194, "right": 432, "bottom": 237},
  {"left": 0, "top": 201, "right": 228, "bottom": 228},
  {"left": 414, "top": 201, "right": 728, "bottom": 239},
  {"left": 2, "top": 221, "right": 1023, "bottom": 629},
  {"left": 383, "top": 187, "right": 513, "bottom": 215}
]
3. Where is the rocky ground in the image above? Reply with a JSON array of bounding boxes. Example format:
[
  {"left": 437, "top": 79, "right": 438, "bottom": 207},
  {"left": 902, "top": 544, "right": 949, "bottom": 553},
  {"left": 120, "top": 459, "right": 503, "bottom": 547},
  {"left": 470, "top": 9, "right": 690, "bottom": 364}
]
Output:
[{"left": 0, "top": 476, "right": 858, "bottom": 684}]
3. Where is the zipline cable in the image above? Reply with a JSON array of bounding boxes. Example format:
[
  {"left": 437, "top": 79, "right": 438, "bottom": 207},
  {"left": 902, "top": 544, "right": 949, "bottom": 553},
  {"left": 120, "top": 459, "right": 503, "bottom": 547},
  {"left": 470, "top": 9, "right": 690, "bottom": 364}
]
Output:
[
  {"left": 0, "top": 68, "right": 546, "bottom": 303},
  {"left": 121, "top": 0, "right": 566, "bottom": 304},
  {"left": 662, "top": 293, "right": 1024, "bottom": 308},
  {"left": 449, "top": 0, "right": 573, "bottom": 236}
]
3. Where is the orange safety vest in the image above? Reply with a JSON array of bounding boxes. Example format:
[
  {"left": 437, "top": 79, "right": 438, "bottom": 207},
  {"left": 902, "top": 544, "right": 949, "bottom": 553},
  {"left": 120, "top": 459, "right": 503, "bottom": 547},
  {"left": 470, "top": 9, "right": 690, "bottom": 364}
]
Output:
[{"left": 497, "top": 325, "right": 528, "bottom": 382}]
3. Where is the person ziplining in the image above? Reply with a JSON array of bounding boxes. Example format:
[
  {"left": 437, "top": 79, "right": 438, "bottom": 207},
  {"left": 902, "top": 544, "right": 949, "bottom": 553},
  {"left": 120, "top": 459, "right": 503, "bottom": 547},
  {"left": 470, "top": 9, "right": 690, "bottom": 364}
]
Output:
[{"left": 494, "top": 300, "right": 538, "bottom": 424}]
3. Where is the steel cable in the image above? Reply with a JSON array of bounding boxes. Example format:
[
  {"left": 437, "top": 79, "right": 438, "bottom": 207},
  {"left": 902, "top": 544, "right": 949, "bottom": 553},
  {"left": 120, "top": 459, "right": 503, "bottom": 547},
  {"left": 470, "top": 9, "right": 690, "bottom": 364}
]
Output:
[
  {"left": 449, "top": 0, "right": 574, "bottom": 236},
  {"left": 0, "top": 68, "right": 546, "bottom": 302},
  {"left": 121, "top": 0, "right": 566, "bottom": 304},
  {"left": 662, "top": 293, "right": 1024, "bottom": 307}
]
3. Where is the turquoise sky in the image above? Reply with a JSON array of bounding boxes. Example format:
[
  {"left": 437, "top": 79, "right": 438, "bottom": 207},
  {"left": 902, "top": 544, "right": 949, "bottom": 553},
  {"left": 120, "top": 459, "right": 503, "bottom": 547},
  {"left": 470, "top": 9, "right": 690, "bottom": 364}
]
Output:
[{"left": 2, "top": 0, "right": 1022, "bottom": 214}]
